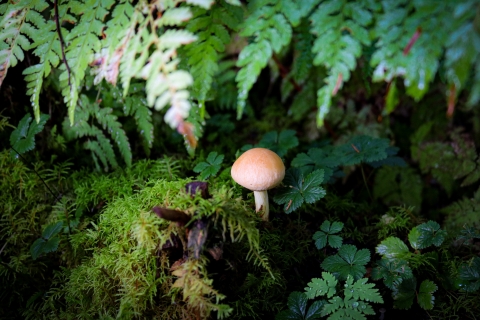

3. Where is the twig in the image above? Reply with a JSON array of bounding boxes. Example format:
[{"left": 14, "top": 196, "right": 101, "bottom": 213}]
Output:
[{"left": 54, "top": 0, "right": 72, "bottom": 88}]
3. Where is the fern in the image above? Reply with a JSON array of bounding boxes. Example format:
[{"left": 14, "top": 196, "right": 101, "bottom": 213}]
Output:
[
  {"left": 235, "top": 0, "right": 307, "bottom": 118},
  {"left": 10, "top": 113, "right": 49, "bottom": 157},
  {"left": 59, "top": 0, "right": 115, "bottom": 124},
  {"left": 183, "top": 1, "right": 242, "bottom": 113},
  {"left": 310, "top": 0, "right": 379, "bottom": 126},
  {"left": 304, "top": 273, "right": 383, "bottom": 320}
]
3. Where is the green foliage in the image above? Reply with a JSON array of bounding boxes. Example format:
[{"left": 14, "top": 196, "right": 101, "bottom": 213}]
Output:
[
  {"left": 320, "top": 245, "right": 370, "bottom": 281},
  {"left": 442, "top": 186, "right": 480, "bottom": 231},
  {"left": 313, "top": 220, "right": 344, "bottom": 250},
  {"left": 304, "top": 273, "right": 383, "bottom": 320},
  {"left": 310, "top": 0, "right": 379, "bottom": 126},
  {"left": 371, "top": 258, "right": 413, "bottom": 290},
  {"left": 193, "top": 151, "right": 224, "bottom": 180},
  {"left": 376, "top": 236, "right": 410, "bottom": 260},
  {"left": 10, "top": 113, "right": 49, "bottom": 157},
  {"left": 183, "top": 2, "right": 242, "bottom": 109},
  {"left": 392, "top": 277, "right": 438, "bottom": 310},
  {"left": 275, "top": 292, "right": 323, "bottom": 320},
  {"left": 273, "top": 168, "right": 326, "bottom": 214},
  {"left": 375, "top": 206, "right": 416, "bottom": 240},
  {"left": 374, "top": 166, "right": 422, "bottom": 211},
  {"left": 258, "top": 130, "right": 299, "bottom": 158},
  {"left": 30, "top": 221, "right": 63, "bottom": 260},
  {"left": 408, "top": 221, "right": 447, "bottom": 250},
  {"left": 457, "top": 257, "right": 480, "bottom": 292},
  {"left": 305, "top": 272, "right": 337, "bottom": 299}
]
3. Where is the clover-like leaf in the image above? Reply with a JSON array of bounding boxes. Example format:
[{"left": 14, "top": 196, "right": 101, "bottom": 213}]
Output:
[
  {"left": 273, "top": 168, "right": 326, "bottom": 213},
  {"left": 321, "top": 244, "right": 370, "bottom": 281},
  {"left": 313, "top": 220, "right": 344, "bottom": 250},
  {"left": 10, "top": 113, "right": 49, "bottom": 157},
  {"left": 193, "top": 151, "right": 224, "bottom": 180},
  {"left": 376, "top": 237, "right": 410, "bottom": 260},
  {"left": 371, "top": 258, "right": 413, "bottom": 290},
  {"left": 417, "top": 280, "right": 437, "bottom": 310},
  {"left": 408, "top": 221, "right": 447, "bottom": 250},
  {"left": 258, "top": 129, "right": 299, "bottom": 157},
  {"left": 305, "top": 272, "right": 337, "bottom": 299}
]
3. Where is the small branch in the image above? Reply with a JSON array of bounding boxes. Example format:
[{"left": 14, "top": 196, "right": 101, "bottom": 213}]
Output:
[{"left": 54, "top": 0, "right": 72, "bottom": 88}]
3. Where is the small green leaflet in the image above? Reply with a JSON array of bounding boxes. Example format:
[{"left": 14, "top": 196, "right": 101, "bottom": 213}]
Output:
[
  {"left": 342, "top": 276, "right": 384, "bottom": 304},
  {"left": 457, "top": 257, "right": 480, "bottom": 292},
  {"left": 193, "top": 151, "right": 224, "bottom": 180},
  {"left": 257, "top": 130, "right": 299, "bottom": 157},
  {"left": 321, "top": 244, "right": 370, "bottom": 281},
  {"left": 313, "top": 220, "right": 344, "bottom": 250},
  {"left": 10, "top": 113, "right": 49, "bottom": 158},
  {"left": 335, "top": 135, "right": 390, "bottom": 166},
  {"left": 371, "top": 258, "right": 413, "bottom": 289},
  {"left": 273, "top": 168, "right": 326, "bottom": 213},
  {"left": 308, "top": 273, "right": 383, "bottom": 319},
  {"left": 376, "top": 236, "right": 410, "bottom": 260},
  {"left": 275, "top": 292, "right": 324, "bottom": 320},
  {"left": 408, "top": 221, "right": 447, "bottom": 250},
  {"left": 417, "top": 280, "right": 437, "bottom": 310},
  {"left": 305, "top": 272, "right": 338, "bottom": 299},
  {"left": 30, "top": 221, "right": 63, "bottom": 260}
]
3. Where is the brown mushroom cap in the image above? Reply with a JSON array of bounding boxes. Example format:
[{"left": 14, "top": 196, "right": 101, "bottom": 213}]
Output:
[{"left": 231, "top": 148, "right": 285, "bottom": 191}]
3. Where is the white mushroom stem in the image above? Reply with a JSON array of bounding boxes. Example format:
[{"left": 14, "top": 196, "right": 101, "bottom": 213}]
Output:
[{"left": 254, "top": 190, "right": 269, "bottom": 221}]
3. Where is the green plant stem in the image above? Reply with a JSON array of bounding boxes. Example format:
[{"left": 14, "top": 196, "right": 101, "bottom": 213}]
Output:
[{"left": 360, "top": 164, "right": 373, "bottom": 201}]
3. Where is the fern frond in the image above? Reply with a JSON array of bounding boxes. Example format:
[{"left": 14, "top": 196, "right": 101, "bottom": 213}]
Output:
[
  {"left": 183, "top": 2, "right": 242, "bottom": 109},
  {"left": 236, "top": 0, "right": 307, "bottom": 118},
  {"left": 91, "top": 104, "right": 132, "bottom": 167},
  {"left": 371, "top": 1, "right": 450, "bottom": 101},
  {"left": 125, "top": 95, "right": 154, "bottom": 152},
  {"left": 444, "top": 0, "right": 480, "bottom": 108},
  {"left": 310, "top": 0, "right": 379, "bottom": 126},
  {"left": 60, "top": 0, "right": 115, "bottom": 125},
  {"left": 0, "top": 1, "right": 48, "bottom": 87}
]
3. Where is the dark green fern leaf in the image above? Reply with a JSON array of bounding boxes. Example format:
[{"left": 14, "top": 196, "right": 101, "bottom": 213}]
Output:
[{"left": 10, "top": 113, "right": 49, "bottom": 157}]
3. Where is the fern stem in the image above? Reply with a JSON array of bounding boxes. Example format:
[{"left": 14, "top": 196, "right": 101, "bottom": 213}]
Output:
[
  {"left": 360, "top": 164, "right": 373, "bottom": 201},
  {"left": 54, "top": 0, "right": 72, "bottom": 88}
]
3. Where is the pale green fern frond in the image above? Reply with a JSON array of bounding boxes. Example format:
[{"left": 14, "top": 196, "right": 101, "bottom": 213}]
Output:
[
  {"left": 183, "top": 1, "right": 242, "bottom": 114},
  {"left": 60, "top": 0, "right": 115, "bottom": 125},
  {"left": 0, "top": 1, "right": 50, "bottom": 87},
  {"left": 371, "top": 1, "right": 451, "bottom": 101},
  {"left": 310, "top": 0, "right": 380, "bottom": 126},
  {"left": 236, "top": 0, "right": 306, "bottom": 118}
]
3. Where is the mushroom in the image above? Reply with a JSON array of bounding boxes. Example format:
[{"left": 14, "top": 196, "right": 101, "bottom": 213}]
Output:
[{"left": 231, "top": 148, "right": 285, "bottom": 221}]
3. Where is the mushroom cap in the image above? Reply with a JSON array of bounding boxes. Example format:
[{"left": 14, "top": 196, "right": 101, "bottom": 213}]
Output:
[{"left": 231, "top": 148, "right": 285, "bottom": 191}]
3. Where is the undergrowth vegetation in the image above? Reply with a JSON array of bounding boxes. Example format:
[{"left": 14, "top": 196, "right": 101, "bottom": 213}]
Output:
[{"left": 1, "top": 0, "right": 480, "bottom": 319}]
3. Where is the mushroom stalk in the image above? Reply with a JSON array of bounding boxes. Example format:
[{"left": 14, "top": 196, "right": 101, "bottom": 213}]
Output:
[{"left": 254, "top": 190, "right": 269, "bottom": 221}]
